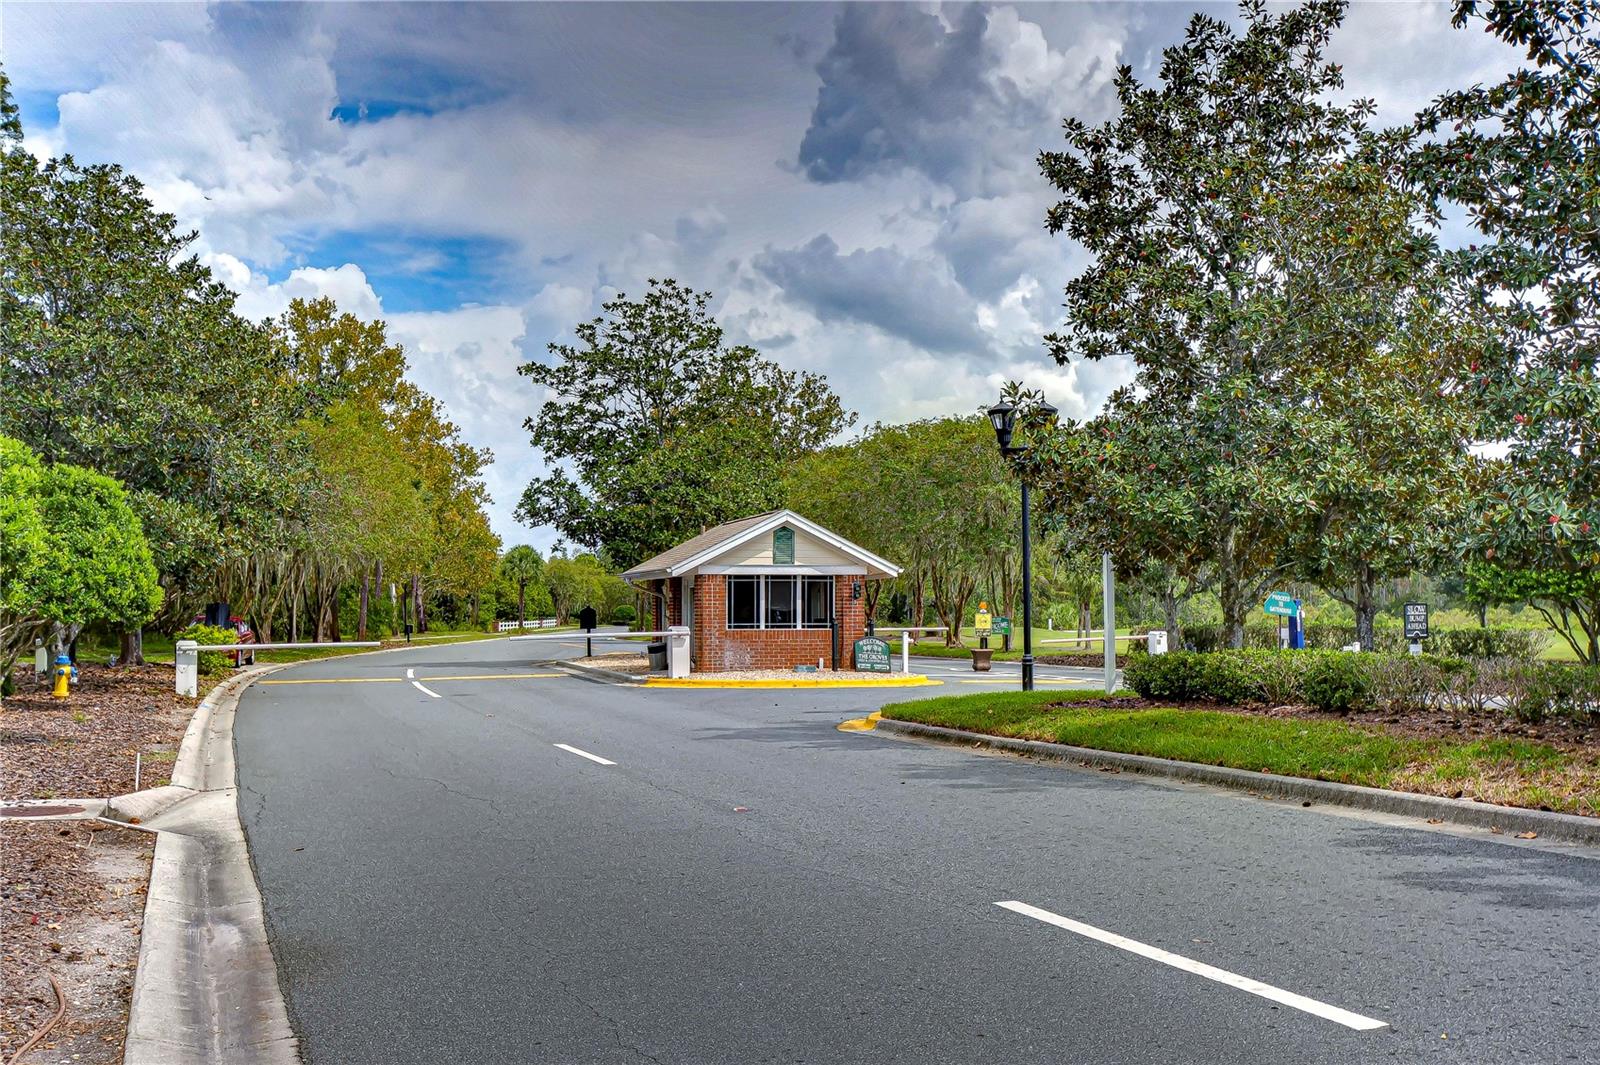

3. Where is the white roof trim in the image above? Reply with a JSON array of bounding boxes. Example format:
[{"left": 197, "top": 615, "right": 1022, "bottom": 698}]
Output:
[{"left": 667, "top": 510, "right": 901, "bottom": 579}]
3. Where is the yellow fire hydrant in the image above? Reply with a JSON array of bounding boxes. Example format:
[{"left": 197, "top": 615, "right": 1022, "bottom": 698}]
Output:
[{"left": 51, "top": 654, "right": 71, "bottom": 699}]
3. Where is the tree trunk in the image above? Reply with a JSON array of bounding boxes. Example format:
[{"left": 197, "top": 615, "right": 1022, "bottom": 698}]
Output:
[
  {"left": 1354, "top": 562, "right": 1377, "bottom": 652},
  {"left": 518, "top": 583, "right": 527, "bottom": 627},
  {"left": 290, "top": 595, "right": 298, "bottom": 644},
  {"left": 118, "top": 628, "right": 146, "bottom": 667},
  {"left": 1161, "top": 588, "right": 1182, "bottom": 648},
  {"left": 331, "top": 587, "right": 342, "bottom": 642},
  {"left": 359, "top": 573, "right": 369, "bottom": 641},
  {"left": 470, "top": 594, "right": 479, "bottom": 629}
]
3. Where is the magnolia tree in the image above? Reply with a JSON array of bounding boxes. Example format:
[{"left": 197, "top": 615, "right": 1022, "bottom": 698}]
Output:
[
  {"left": 1413, "top": 0, "right": 1600, "bottom": 661},
  {"left": 1031, "top": 0, "right": 1476, "bottom": 649}
]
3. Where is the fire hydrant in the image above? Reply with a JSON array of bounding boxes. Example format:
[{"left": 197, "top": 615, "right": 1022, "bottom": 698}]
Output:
[{"left": 51, "top": 654, "right": 72, "bottom": 699}]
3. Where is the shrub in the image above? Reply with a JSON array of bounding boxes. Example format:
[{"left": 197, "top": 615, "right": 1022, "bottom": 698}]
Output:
[
  {"left": 1302, "top": 654, "right": 1374, "bottom": 714},
  {"left": 1125, "top": 651, "right": 1204, "bottom": 701},
  {"left": 1503, "top": 662, "right": 1600, "bottom": 723},
  {"left": 1427, "top": 627, "right": 1547, "bottom": 660},
  {"left": 610, "top": 605, "right": 637, "bottom": 625},
  {"left": 177, "top": 623, "right": 235, "bottom": 675}
]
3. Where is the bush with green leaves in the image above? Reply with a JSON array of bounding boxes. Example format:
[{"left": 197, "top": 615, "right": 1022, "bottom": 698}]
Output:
[
  {"left": 610, "top": 604, "right": 637, "bottom": 626},
  {"left": 1426, "top": 628, "right": 1547, "bottom": 661},
  {"left": 176, "top": 623, "right": 235, "bottom": 675},
  {"left": 1301, "top": 655, "right": 1375, "bottom": 714}
]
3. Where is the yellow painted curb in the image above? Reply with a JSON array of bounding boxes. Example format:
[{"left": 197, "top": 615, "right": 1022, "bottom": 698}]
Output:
[
  {"left": 836, "top": 711, "right": 883, "bottom": 732},
  {"left": 643, "top": 676, "right": 941, "bottom": 690}
]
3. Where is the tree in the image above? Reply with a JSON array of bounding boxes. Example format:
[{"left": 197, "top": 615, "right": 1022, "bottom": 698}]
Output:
[
  {"left": 499, "top": 546, "right": 545, "bottom": 628},
  {"left": 517, "top": 279, "right": 855, "bottom": 567},
  {"left": 1033, "top": 0, "right": 1464, "bottom": 647},
  {"left": 544, "top": 554, "right": 609, "bottom": 625},
  {"left": 1412, "top": 0, "right": 1600, "bottom": 661},
  {"left": 0, "top": 436, "right": 162, "bottom": 673},
  {"left": 787, "top": 417, "right": 1018, "bottom": 644},
  {"left": 1, "top": 98, "right": 315, "bottom": 638}
]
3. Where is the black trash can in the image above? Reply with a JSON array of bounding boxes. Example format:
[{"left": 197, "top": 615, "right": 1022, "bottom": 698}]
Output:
[{"left": 647, "top": 641, "right": 668, "bottom": 671}]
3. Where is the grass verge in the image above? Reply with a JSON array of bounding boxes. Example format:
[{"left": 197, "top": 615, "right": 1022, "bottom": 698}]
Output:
[{"left": 879, "top": 689, "right": 1599, "bottom": 817}]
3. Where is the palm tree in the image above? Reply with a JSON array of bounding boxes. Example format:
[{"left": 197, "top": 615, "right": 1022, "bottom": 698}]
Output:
[{"left": 500, "top": 546, "right": 544, "bottom": 629}]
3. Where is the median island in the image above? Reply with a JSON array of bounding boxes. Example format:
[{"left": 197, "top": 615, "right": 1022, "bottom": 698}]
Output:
[{"left": 878, "top": 684, "right": 1599, "bottom": 818}]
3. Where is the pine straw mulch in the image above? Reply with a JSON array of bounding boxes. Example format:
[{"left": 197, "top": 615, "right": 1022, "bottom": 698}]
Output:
[{"left": 2, "top": 665, "right": 201, "bottom": 1061}]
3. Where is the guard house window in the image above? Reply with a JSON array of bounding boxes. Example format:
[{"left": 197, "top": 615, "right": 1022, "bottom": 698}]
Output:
[
  {"left": 801, "top": 577, "right": 833, "bottom": 628},
  {"left": 766, "top": 576, "right": 797, "bottom": 628},
  {"left": 727, "top": 576, "right": 759, "bottom": 629},
  {"left": 725, "top": 575, "right": 835, "bottom": 630}
]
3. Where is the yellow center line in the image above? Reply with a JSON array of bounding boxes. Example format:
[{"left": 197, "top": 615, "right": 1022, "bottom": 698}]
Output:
[{"left": 260, "top": 672, "right": 563, "bottom": 686}]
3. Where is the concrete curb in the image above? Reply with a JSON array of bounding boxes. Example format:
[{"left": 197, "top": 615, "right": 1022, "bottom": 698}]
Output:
[
  {"left": 114, "top": 665, "right": 301, "bottom": 1065},
  {"left": 872, "top": 717, "right": 1600, "bottom": 847},
  {"left": 545, "top": 659, "right": 646, "bottom": 685},
  {"left": 645, "top": 675, "right": 940, "bottom": 689}
]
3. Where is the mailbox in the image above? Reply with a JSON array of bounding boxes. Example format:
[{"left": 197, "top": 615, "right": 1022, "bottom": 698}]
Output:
[{"left": 578, "top": 606, "right": 598, "bottom": 630}]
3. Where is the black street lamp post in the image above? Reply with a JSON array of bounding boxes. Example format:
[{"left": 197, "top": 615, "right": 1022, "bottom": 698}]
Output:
[{"left": 988, "top": 397, "right": 1055, "bottom": 692}]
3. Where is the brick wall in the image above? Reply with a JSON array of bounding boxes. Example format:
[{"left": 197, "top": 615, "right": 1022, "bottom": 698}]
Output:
[{"left": 690, "top": 573, "right": 869, "bottom": 672}]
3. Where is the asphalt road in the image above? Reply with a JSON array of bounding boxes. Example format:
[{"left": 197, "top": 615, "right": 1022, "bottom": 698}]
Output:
[{"left": 235, "top": 636, "right": 1599, "bottom": 1064}]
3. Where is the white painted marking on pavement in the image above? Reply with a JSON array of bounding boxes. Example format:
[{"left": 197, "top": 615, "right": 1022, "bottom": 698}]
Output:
[
  {"left": 995, "top": 900, "right": 1387, "bottom": 1032},
  {"left": 553, "top": 743, "right": 616, "bottom": 766},
  {"left": 406, "top": 667, "right": 415, "bottom": 679},
  {"left": 411, "top": 680, "right": 441, "bottom": 699}
]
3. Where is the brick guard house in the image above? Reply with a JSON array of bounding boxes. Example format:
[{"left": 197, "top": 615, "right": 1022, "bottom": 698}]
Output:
[{"left": 621, "top": 510, "right": 901, "bottom": 672}]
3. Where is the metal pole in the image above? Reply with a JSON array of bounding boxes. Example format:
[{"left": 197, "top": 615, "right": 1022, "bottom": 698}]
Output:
[
  {"left": 1021, "top": 479, "right": 1034, "bottom": 692},
  {"left": 1102, "top": 551, "right": 1116, "bottom": 694}
]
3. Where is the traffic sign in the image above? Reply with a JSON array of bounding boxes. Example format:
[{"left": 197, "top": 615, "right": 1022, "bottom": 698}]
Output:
[
  {"left": 975, "top": 604, "right": 992, "bottom": 633},
  {"left": 1403, "top": 602, "right": 1429, "bottom": 640},
  {"left": 1263, "top": 592, "right": 1299, "bottom": 618},
  {"left": 992, "top": 616, "right": 1012, "bottom": 636}
]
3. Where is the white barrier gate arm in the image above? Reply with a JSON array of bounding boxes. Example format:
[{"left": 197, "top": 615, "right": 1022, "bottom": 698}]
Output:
[{"left": 173, "top": 640, "right": 380, "bottom": 697}]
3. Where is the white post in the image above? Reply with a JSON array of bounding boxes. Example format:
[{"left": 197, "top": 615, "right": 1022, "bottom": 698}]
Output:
[
  {"left": 34, "top": 638, "right": 47, "bottom": 674},
  {"left": 175, "top": 640, "right": 199, "bottom": 697},
  {"left": 901, "top": 630, "right": 911, "bottom": 674},
  {"left": 1102, "top": 552, "right": 1116, "bottom": 694},
  {"left": 667, "top": 625, "right": 692, "bottom": 678}
]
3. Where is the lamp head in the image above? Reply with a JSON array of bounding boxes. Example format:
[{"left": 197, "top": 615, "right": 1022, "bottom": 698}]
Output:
[{"left": 986, "top": 400, "right": 1017, "bottom": 451}]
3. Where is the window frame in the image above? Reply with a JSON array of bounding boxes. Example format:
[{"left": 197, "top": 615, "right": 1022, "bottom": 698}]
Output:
[{"left": 724, "top": 575, "right": 835, "bottom": 630}]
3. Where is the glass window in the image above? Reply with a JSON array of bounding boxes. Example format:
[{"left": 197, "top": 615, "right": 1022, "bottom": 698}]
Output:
[
  {"left": 765, "top": 576, "right": 797, "bottom": 629},
  {"left": 802, "top": 577, "right": 833, "bottom": 628},
  {"left": 727, "top": 576, "right": 759, "bottom": 629}
]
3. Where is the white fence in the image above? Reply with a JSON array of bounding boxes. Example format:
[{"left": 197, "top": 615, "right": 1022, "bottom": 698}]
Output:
[{"left": 496, "top": 618, "right": 559, "bottom": 633}]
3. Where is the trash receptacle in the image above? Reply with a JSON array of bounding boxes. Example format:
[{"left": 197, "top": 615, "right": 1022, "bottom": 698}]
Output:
[{"left": 647, "top": 641, "right": 668, "bottom": 671}]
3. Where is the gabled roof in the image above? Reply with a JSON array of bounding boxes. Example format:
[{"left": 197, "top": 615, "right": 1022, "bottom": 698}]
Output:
[{"left": 621, "top": 509, "right": 900, "bottom": 582}]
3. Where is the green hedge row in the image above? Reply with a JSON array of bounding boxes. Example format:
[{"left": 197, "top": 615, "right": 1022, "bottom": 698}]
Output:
[
  {"left": 1170, "top": 624, "right": 1547, "bottom": 658},
  {"left": 1123, "top": 649, "right": 1600, "bottom": 722}
]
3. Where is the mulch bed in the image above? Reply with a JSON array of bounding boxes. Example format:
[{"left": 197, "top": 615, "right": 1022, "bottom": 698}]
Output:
[
  {"left": 2, "top": 664, "right": 199, "bottom": 1061},
  {"left": 1039, "top": 695, "right": 1600, "bottom": 751},
  {"left": 2, "top": 665, "right": 197, "bottom": 799}
]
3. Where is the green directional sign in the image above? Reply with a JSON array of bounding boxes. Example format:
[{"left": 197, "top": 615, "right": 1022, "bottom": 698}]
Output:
[
  {"left": 991, "top": 616, "right": 1012, "bottom": 636},
  {"left": 1263, "top": 592, "right": 1299, "bottom": 618}
]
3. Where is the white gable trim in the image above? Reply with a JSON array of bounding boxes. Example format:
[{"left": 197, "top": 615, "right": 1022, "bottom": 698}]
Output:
[{"left": 666, "top": 510, "right": 900, "bottom": 579}]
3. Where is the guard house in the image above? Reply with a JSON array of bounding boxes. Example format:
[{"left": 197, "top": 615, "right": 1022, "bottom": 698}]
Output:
[{"left": 621, "top": 510, "right": 900, "bottom": 672}]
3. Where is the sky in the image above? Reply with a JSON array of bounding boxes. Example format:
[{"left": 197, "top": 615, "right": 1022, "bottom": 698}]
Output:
[{"left": 2, "top": 1, "right": 1517, "bottom": 554}]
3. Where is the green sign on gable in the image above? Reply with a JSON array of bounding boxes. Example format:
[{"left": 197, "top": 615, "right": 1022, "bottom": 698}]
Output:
[
  {"left": 854, "top": 636, "right": 892, "bottom": 673},
  {"left": 773, "top": 526, "right": 795, "bottom": 565}
]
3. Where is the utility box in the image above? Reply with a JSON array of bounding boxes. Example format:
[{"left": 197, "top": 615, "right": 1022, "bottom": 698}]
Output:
[{"left": 1146, "top": 630, "right": 1168, "bottom": 656}]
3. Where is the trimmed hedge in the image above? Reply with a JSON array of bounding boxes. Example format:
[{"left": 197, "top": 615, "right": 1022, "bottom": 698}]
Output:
[
  {"left": 1124, "top": 649, "right": 1599, "bottom": 722},
  {"left": 1173, "top": 623, "right": 1546, "bottom": 658}
]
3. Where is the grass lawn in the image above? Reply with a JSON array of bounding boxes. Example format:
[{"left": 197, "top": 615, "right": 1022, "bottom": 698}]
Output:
[{"left": 879, "top": 689, "right": 1599, "bottom": 816}]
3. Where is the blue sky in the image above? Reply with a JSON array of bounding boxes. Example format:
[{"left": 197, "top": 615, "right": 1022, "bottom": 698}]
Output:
[{"left": 4, "top": 2, "right": 1515, "bottom": 552}]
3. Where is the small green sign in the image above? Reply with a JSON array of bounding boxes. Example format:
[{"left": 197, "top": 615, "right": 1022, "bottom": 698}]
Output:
[
  {"left": 1263, "top": 592, "right": 1298, "bottom": 618},
  {"left": 773, "top": 526, "right": 795, "bottom": 565},
  {"left": 854, "top": 636, "right": 892, "bottom": 673},
  {"left": 991, "top": 617, "right": 1012, "bottom": 636}
]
